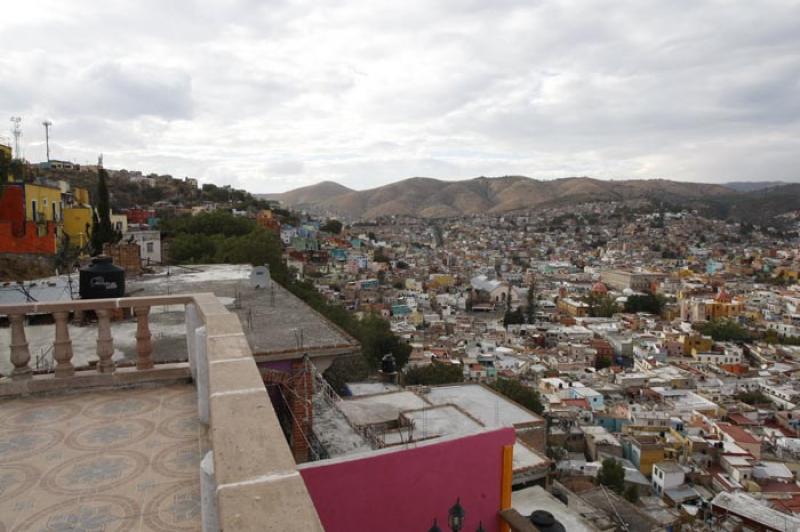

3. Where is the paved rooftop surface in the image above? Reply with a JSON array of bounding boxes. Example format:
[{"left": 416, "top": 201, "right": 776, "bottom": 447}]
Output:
[
  {"left": 421, "top": 384, "right": 544, "bottom": 427},
  {"left": 338, "top": 391, "right": 429, "bottom": 427},
  {"left": 129, "top": 265, "right": 358, "bottom": 357},
  {"left": 0, "top": 384, "right": 206, "bottom": 532}
]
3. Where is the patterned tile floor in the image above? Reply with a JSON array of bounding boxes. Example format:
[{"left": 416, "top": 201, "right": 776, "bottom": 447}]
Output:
[{"left": 0, "top": 384, "right": 206, "bottom": 532}]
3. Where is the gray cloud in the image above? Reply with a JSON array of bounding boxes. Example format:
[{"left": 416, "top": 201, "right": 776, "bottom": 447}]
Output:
[{"left": 1, "top": 0, "right": 799, "bottom": 192}]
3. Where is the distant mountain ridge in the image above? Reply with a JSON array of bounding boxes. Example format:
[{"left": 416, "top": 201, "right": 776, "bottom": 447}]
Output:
[
  {"left": 260, "top": 180, "right": 353, "bottom": 207},
  {"left": 262, "top": 176, "right": 746, "bottom": 219},
  {"left": 722, "top": 181, "right": 787, "bottom": 192}
]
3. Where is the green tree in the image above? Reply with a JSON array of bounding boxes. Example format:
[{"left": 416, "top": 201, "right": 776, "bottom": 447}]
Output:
[
  {"left": 597, "top": 458, "right": 625, "bottom": 493},
  {"left": 503, "top": 308, "right": 525, "bottom": 328},
  {"left": 404, "top": 362, "right": 464, "bottom": 385},
  {"left": 490, "top": 378, "right": 544, "bottom": 415},
  {"left": 695, "top": 319, "right": 753, "bottom": 342},
  {"left": 595, "top": 355, "right": 612, "bottom": 370},
  {"left": 584, "top": 292, "right": 620, "bottom": 318},
  {"left": 624, "top": 484, "right": 639, "bottom": 503},
  {"left": 320, "top": 219, "right": 343, "bottom": 234},
  {"left": 525, "top": 280, "right": 537, "bottom": 324},
  {"left": 90, "top": 167, "right": 120, "bottom": 255},
  {"left": 358, "top": 313, "right": 411, "bottom": 368},
  {"left": 734, "top": 389, "right": 771, "bottom": 405},
  {"left": 323, "top": 355, "right": 370, "bottom": 395},
  {"left": 624, "top": 293, "right": 665, "bottom": 315}
]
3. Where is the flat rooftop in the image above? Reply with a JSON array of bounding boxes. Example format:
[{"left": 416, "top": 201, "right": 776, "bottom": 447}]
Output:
[
  {"left": 421, "top": 384, "right": 544, "bottom": 428},
  {"left": 0, "top": 383, "right": 205, "bottom": 531},
  {"left": 338, "top": 391, "right": 429, "bottom": 427},
  {"left": 128, "top": 264, "right": 359, "bottom": 359},
  {"left": 399, "top": 405, "right": 483, "bottom": 442}
]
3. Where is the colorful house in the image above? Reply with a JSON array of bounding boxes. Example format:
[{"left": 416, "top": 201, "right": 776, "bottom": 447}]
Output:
[
  {"left": 24, "top": 182, "right": 62, "bottom": 223},
  {"left": 0, "top": 183, "right": 57, "bottom": 255},
  {"left": 62, "top": 186, "right": 94, "bottom": 249}
]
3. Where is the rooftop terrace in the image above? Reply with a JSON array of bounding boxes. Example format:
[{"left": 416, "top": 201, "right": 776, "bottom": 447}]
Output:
[
  {"left": 1, "top": 384, "right": 205, "bottom": 531},
  {"left": 0, "top": 292, "right": 324, "bottom": 531}
]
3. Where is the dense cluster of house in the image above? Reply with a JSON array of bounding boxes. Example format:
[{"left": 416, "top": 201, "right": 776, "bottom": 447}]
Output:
[{"left": 281, "top": 201, "right": 800, "bottom": 530}]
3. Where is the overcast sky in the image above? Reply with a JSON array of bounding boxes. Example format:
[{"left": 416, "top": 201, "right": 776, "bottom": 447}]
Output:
[{"left": 2, "top": 0, "right": 799, "bottom": 193}]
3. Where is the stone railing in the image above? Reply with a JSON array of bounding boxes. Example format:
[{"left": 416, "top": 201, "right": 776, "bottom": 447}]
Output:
[
  {"left": 0, "top": 295, "right": 195, "bottom": 395},
  {"left": 189, "top": 293, "right": 324, "bottom": 531},
  {"left": 0, "top": 293, "right": 324, "bottom": 531}
]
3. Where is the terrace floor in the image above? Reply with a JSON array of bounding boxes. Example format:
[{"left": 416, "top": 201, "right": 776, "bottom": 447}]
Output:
[{"left": 0, "top": 384, "right": 206, "bottom": 532}]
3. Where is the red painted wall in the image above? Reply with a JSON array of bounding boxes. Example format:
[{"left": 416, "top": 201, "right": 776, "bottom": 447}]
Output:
[
  {"left": 0, "top": 221, "right": 57, "bottom": 254},
  {"left": 0, "top": 184, "right": 26, "bottom": 235},
  {"left": 125, "top": 208, "right": 155, "bottom": 224},
  {"left": 299, "top": 428, "right": 515, "bottom": 532}
]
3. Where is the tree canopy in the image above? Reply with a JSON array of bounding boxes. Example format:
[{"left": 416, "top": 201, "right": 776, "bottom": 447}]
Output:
[
  {"left": 623, "top": 293, "right": 665, "bottom": 315},
  {"left": 320, "top": 219, "right": 343, "bottom": 234},
  {"left": 90, "top": 167, "right": 120, "bottom": 255},
  {"left": 490, "top": 378, "right": 544, "bottom": 415},
  {"left": 597, "top": 458, "right": 625, "bottom": 493},
  {"left": 695, "top": 319, "right": 753, "bottom": 342},
  {"left": 404, "top": 362, "right": 464, "bottom": 386}
]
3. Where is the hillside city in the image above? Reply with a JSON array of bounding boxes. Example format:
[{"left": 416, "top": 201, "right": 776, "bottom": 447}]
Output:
[{"left": 3, "top": 138, "right": 800, "bottom": 531}]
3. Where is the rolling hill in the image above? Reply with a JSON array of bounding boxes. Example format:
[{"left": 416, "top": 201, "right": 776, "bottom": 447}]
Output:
[
  {"left": 264, "top": 176, "right": 745, "bottom": 219},
  {"left": 259, "top": 180, "right": 353, "bottom": 208}
]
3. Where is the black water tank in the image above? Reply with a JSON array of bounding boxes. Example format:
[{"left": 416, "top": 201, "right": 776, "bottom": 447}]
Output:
[
  {"left": 79, "top": 256, "right": 125, "bottom": 299},
  {"left": 381, "top": 354, "right": 397, "bottom": 374},
  {"left": 529, "top": 510, "right": 566, "bottom": 532}
]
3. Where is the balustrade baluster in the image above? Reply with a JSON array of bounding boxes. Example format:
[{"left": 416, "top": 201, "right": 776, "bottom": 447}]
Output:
[
  {"left": 134, "top": 306, "right": 153, "bottom": 370},
  {"left": 52, "top": 311, "right": 75, "bottom": 378},
  {"left": 95, "top": 309, "right": 115, "bottom": 373},
  {"left": 9, "top": 313, "right": 32, "bottom": 379}
]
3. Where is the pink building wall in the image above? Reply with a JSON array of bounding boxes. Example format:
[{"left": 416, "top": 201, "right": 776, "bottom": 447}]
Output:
[{"left": 299, "top": 427, "right": 515, "bottom": 532}]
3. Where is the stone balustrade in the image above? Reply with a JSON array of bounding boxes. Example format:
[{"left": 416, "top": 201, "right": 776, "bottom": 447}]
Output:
[
  {"left": 0, "top": 295, "right": 194, "bottom": 394},
  {"left": 0, "top": 292, "right": 324, "bottom": 531}
]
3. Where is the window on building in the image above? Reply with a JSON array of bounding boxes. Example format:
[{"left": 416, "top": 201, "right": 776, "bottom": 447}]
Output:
[
  {"left": 31, "top": 200, "right": 38, "bottom": 221},
  {"left": 146, "top": 242, "right": 154, "bottom": 253}
]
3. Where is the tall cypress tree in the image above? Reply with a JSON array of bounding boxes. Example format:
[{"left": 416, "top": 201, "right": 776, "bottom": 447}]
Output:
[
  {"left": 90, "top": 166, "right": 119, "bottom": 255},
  {"left": 525, "top": 278, "right": 537, "bottom": 324}
]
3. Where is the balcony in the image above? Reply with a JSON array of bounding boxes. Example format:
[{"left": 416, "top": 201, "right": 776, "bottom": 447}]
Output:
[{"left": 0, "top": 293, "right": 324, "bottom": 531}]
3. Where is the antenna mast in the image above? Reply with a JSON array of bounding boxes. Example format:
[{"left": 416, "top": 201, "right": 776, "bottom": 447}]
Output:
[
  {"left": 9, "top": 116, "right": 22, "bottom": 159},
  {"left": 42, "top": 120, "right": 52, "bottom": 161}
]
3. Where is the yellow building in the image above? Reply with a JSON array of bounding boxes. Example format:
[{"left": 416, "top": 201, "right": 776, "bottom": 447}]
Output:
[
  {"left": 24, "top": 183, "right": 63, "bottom": 223},
  {"left": 429, "top": 274, "right": 455, "bottom": 289},
  {"left": 1, "top": 143, "right": 11, "bottom": 180},
  {"left": 682, "top": 333, "right": 713, "bottom": 356},
  {"left": 73, "top": 186, "right": 90, "bottom": 205},
  {"left": 704, "top": 290, "right": 744, "bottom": 321},
  {"left": 63, "top": 207, "right": 93, "bottom": 248},
  {"left": 633, "top": 435, "right": 665, "bottom": 477},
  {"left": 557, "top": 297, "right": 589, "bottom": 317}
]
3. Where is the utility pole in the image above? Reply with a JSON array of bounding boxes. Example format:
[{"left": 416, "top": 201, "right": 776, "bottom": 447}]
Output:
[
  {"left": 42, "top": 120, "right": 52, "bottom": 161},
  {"left": 9, "top": 116, "right": 22, "bottom": 159}
]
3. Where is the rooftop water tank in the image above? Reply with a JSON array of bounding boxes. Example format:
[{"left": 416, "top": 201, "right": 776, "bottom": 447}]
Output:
[
  {"left": 79, "top": 256, "right": 125, "bottom": 299},
  {"left": 529, "top": 510, "right": 566, "bottom": 532}
]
